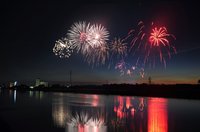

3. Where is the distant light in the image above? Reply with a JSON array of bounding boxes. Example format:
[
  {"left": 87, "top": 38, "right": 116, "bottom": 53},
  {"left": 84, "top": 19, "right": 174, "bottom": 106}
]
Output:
[
  {"left": 14, "top": 81, "right": 17, "bottom": 86},
  {"left": 30, "top": 86, "right": 34, "bottom": 89}
]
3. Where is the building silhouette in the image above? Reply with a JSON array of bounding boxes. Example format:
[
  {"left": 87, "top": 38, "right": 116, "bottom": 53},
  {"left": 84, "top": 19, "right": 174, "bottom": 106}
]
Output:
[{"left": 35, "top": 78, "right": 48, "bottom": 87}]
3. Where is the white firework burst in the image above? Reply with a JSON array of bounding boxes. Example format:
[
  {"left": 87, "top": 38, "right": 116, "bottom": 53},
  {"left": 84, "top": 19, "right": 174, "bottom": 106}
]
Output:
[
  {"left": 53, "top": 38, "right": 74, "bottom": 58},
  {"left": 54, "top": 21, "right": 110, "bottom": 67},
  {"left": 87, "top": 24, "right": 109, "bottom": 48},
  {"left": 67, "top": 21, "right": 91, "bottom": 55}
]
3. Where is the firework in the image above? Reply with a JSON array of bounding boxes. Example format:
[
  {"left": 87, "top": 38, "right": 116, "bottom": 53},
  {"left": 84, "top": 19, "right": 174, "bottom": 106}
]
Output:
[
  {"left": 114, "top": 58, "right": 145, "bottom": 78},
  {"left": 68, "top": 22, "right": 109, "bottom": 54},
  {"left": 147, "top": 25, "right": 176, "bottom": 66},
  {"left": 53, "top": 20, "right": 176, "bottom": 78},
  {"left": 110, "top": 38, "right": 127, "bottom": 59},
  {"left": 67, "top": 21, "right": 110, "bottom": 66},
  {"left": 149, "top": 27, "right": 170, "bottom": 46},
  {"left": 108, "top": 37, "right": 127, "bottom": 71},
  {"left": 67, "top": 21, "right": 91, "bottom": 55},
  {"left": 114, "top": 60, "right": 132, "bottom": 77},
  {"left": 127, "top": 21, "right": 176, "bottom": 68},
  {"left": 115, "top": 60, "right": 127, "bottom": 76},
  {"left": 85, "top": 23, "right": 109, "bottom": 66},
  {"left": 87, "top": 24, "right": 109, "bottom": 48},
  {"left": 53, "top": 38, "right": 74, "bottom": 58}
]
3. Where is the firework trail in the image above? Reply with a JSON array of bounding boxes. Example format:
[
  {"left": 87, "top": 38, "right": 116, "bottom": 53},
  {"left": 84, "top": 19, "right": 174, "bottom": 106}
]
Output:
[
  {"left": 85, "top": 44, "right": 109, "bottom": 66},
  {"left": 53, "top": 38, "right": 75, "bottom": 58}
]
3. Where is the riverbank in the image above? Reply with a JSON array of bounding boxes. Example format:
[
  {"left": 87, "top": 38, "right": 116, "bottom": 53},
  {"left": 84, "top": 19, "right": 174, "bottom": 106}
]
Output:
[{"left": 6, "top": 84, "right": 200, "bottom": 99}]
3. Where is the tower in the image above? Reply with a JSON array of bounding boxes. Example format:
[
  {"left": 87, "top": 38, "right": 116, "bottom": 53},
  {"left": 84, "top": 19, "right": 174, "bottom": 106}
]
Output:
[{"left": 148, "top": 76, "right": 151, "bottom": 85}]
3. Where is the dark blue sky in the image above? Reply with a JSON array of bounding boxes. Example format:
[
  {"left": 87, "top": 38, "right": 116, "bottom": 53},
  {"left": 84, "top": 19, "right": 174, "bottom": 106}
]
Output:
[{"left": 1, "top": 0, "right": 200, "bottom": 85}]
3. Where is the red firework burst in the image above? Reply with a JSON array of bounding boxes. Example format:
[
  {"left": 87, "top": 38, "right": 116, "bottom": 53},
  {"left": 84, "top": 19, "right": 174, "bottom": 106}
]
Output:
[
  {"left": 125, "top": 21, "right": 176, "bottom": 70},
  {"left": 149, "top": 27, "right": 170, "bottom": 47}
]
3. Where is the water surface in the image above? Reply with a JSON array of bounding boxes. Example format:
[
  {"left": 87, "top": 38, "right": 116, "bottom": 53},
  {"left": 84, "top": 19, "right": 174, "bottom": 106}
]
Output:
[{"left": 0, "top": 89, "right": 200, "bottom": 132}]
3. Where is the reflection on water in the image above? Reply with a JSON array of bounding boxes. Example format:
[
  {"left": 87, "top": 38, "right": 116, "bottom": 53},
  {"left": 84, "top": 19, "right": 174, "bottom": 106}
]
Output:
[
  {"left": 35, "top": 91, "right": 44, "bottom": 99},
  {"left": 8, "top": 89, "right": 17, "bottom": 103},
  {"left": 52, "top": 97, "right": 69, "bottom": 128},
  {"left": 52, "top": 93, "right": 107, "bottom": 132},
  {"left": 29, "top": 91, "right": 33, "bottom": 97},
  {"left": 52, "top": 93, "right": 167, "bottom": 132},
  {"left": 14, "top": 90, "right": 17, "bottom": 103},
  {"left": 148, "top": 98, "right": 168, "bottom": 132},
  {"left": 8, "top": 90, "right": 45, "bottom": 104},
  {"left": 2, "top": 90, "right": 200, "bottom": 132},
  {"left": 111, "top": 96, "right": 147, "bottom": 132}
]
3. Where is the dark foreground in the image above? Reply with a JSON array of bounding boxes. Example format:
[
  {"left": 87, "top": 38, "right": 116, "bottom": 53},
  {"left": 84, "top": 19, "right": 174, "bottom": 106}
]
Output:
[{"left": 8, "top": 84, "right": 200, "bottom": 99}]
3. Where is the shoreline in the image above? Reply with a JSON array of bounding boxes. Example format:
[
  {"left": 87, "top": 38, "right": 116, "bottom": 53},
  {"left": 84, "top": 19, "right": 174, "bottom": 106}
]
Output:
[{"left": 5, "top": 84, "right": 200, "bottom": 100}]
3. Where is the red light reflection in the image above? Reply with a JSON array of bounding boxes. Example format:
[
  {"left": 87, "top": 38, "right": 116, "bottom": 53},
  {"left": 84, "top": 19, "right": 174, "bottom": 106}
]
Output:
[
  {"left": 148, "top": 98, "right": 168, "bottom": 132},
  {"left": 126, "top": 97, "right": 132, "bottom": 109},
  {"left": 92, "top": 95, "right": 99, "bottom": 107}
]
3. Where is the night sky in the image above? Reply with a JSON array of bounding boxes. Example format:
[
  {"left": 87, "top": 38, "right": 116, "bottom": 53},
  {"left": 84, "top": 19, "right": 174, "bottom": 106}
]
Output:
[{"left": 1, "top": 0, "right": 200, "bottom": 85}]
